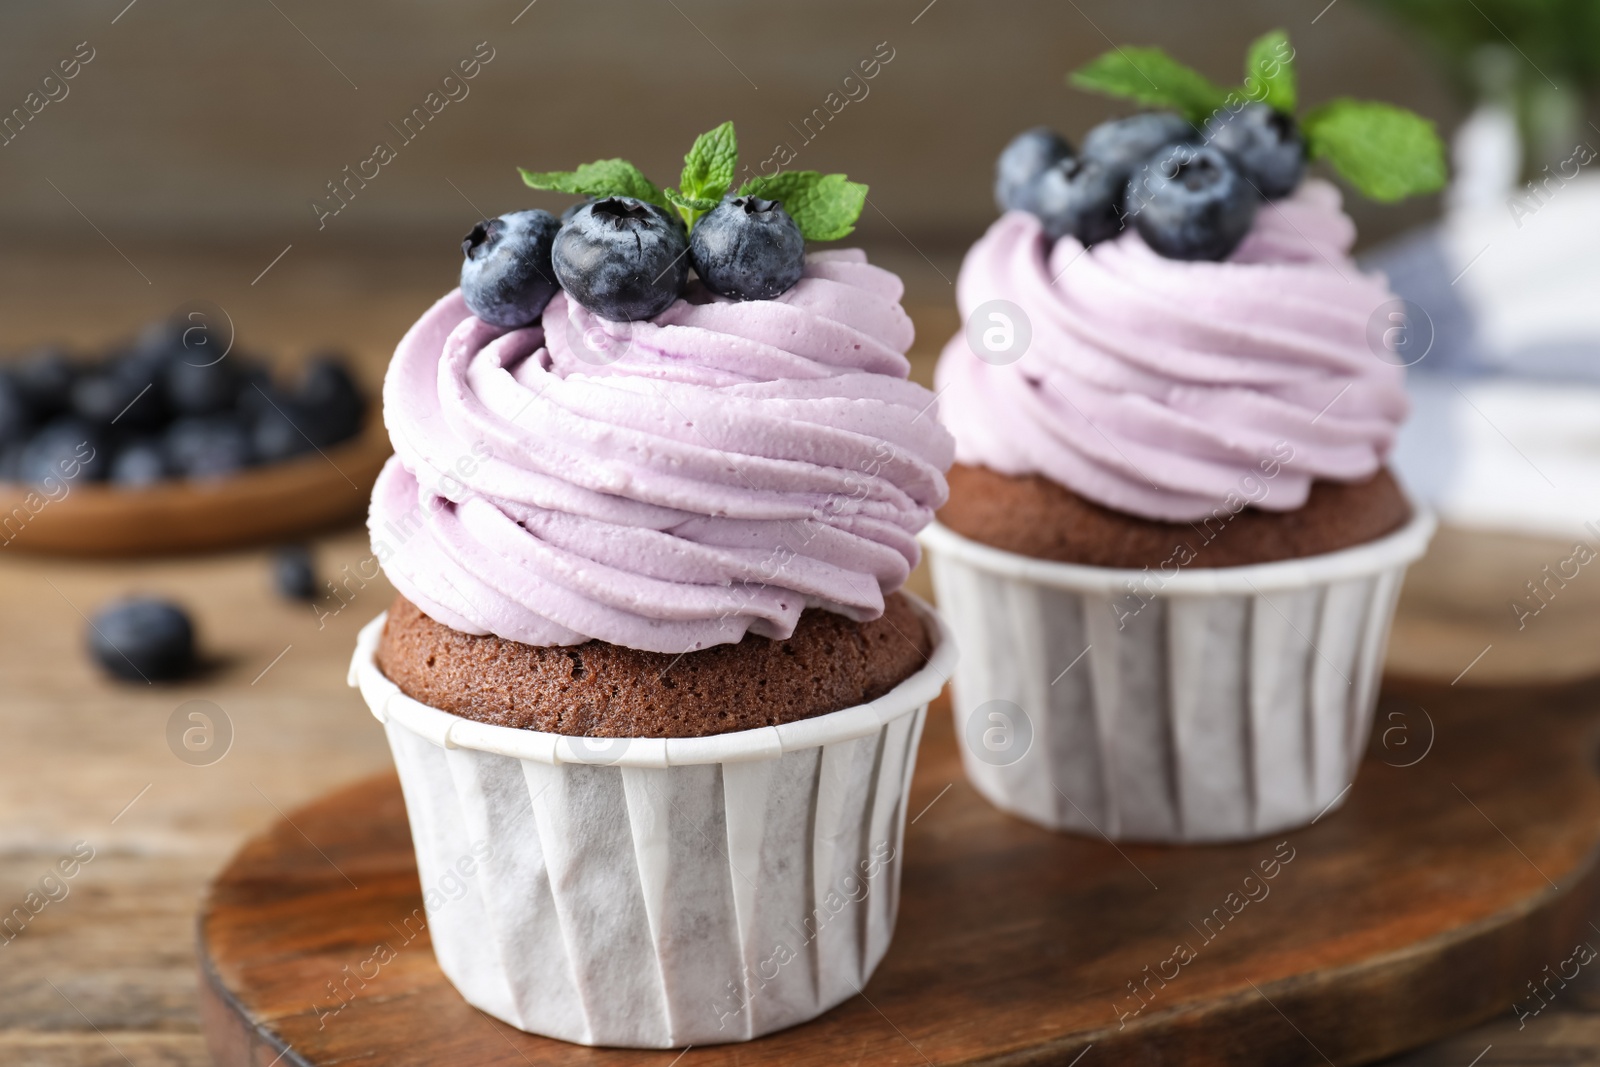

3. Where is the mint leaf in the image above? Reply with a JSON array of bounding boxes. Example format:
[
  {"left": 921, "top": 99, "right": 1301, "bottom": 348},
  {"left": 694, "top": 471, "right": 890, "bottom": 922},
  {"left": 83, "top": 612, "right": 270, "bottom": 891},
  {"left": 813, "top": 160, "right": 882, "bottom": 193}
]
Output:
[
  {"left": 1303, "top": 98, "right": 1447, "bottom": 202},
  {"left": 738, "top": 171, "right": 867, "bottom": 241},
  {"left": 664, "top": 186, "right": 718, "bottom": 214},
  {"left": 519, "top": 159, "right": 666, "bottom": 209},
  {"left": 667, "top": 121, "right": 738, "bottom": 229},
  {"left": 1069, "top": 47, "right": 1229, "bottom": 124},
  {"left": 679, "top": 120, "right": 737, "bottom": 202},
  {"left": 1242, "top": 29, "right": 1296, "bottom": 114}
]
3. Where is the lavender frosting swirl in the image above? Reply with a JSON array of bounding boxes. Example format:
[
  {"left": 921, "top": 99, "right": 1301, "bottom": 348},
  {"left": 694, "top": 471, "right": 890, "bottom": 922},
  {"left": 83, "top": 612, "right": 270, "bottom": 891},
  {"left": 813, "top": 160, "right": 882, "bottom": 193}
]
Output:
[
  {"left": 935, "top": 180, "right": 1409, "bottom": 522},
  {"left": 369, "top": 249, "right": 953, "bottom": 653}
]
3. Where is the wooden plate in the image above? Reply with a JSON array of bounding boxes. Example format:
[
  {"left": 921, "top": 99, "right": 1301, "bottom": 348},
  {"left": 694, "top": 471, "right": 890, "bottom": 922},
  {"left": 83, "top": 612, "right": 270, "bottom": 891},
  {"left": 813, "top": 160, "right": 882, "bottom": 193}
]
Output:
[
  {"left": 197, "top": 681, "right": 1600, "bottom": 1066},
  {"left": 0, "top": 417, "right": 390, "bottom": 556}
]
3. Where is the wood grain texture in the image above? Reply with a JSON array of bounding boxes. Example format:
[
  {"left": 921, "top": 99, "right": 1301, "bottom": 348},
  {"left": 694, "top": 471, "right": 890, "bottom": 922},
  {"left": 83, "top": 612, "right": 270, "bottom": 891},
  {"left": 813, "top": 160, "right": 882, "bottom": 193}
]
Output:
[
  {"left": 196, "top": 680, "right": 1600, "bottom": 1066},
  {"left": 0, "top": 416, "right": 391, "bottom": 557}
]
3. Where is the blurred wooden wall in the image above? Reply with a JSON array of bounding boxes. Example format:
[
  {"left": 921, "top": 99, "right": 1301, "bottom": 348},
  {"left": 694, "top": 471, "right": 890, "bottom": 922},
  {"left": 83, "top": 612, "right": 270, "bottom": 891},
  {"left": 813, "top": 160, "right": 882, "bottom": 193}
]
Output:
[{"left": 0, "top": 0, "right": 1461, "bottom": 303}]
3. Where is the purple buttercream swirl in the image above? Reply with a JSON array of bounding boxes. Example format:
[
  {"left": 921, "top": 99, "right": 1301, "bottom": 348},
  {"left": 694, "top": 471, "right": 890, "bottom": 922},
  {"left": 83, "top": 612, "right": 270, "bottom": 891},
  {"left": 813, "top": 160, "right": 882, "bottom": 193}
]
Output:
[
  {"left": 369, "top": 249, "right": 953, "bottom": 653},
  {"left": 935, "top": 180, "right": 1409, "bottom": 522}
]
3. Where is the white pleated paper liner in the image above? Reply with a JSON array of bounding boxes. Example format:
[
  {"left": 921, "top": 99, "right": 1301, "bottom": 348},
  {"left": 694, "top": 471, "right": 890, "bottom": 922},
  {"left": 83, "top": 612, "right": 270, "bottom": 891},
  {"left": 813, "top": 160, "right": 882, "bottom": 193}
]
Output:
[
  {"left": 348, "top": 595, "right": 955, "bottom": 1048},
  {"left": 921, "top": 509, "right": 1435, "bottom": 844}
]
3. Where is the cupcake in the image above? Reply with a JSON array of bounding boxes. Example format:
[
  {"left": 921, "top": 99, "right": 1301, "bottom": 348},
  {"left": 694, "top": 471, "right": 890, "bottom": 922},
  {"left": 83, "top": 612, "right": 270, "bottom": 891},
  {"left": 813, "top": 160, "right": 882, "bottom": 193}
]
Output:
[
  {"left": 349, "top": 123, "right": 955, "bottom": 1047},
  {"left": 923, "top": 33, "right": 1443, "bottom": 843}
]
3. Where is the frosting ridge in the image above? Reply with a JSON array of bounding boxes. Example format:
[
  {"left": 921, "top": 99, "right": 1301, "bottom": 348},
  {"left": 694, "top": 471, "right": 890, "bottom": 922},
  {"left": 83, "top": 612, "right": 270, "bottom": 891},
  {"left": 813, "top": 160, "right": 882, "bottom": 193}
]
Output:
[
  {"left": 370, "top": 250, "right": 952, "bottom": 653},
  {"left": 934, "top": 179, "right": 1408, "bottom": 522}
]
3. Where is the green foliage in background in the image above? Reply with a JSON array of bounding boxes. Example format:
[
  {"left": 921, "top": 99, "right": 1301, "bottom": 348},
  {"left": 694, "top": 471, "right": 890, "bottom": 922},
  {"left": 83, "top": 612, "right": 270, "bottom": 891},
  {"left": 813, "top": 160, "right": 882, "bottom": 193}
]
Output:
[
  {"left": 1358, "top": 0, "right": 1600, "bottom": 174},
  {"left": 1357, "top": 0, "right": 1600, "bottom": 93}
]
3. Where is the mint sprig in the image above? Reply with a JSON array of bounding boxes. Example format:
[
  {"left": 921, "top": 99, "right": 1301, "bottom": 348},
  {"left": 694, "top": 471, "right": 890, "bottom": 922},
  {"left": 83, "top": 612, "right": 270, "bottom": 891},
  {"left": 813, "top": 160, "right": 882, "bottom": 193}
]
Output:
[
  {"left": 519, "top": 122, "right": 868, "bottom": 240},
  {"left": 673, "top": 120, "right": 737, "bottom": 228},
  {"left": 1242, "top": 29, "right": 1295, "bottom": 114},
  {"left": 1067, "top": 31, "right": 1447, "bottom": 203},
  {"left": 1303, "top": 99, "right": 1446, "bottom": 202},
  {"left": 1069, "top": 47, "right": 1228, "bottom": 125},
  {"left": 519, "top": 159, "right": 666, "bottom": 209}
]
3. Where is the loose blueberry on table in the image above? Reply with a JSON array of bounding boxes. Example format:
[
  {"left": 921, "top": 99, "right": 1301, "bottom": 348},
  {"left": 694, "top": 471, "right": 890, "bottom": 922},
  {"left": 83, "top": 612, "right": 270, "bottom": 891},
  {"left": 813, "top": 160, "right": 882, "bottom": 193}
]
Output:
[
  {"left": 272, "top": 544, "right": 318, "bottom": 601},
  {"left": 454, "top": 121, "right": 869, "bottom": 326},
  {"left": 993, "top": 29, "right": 1445, "bottom": 261},
  {"left": 88, "top": 597, "right": 196, "bottom": 682}
]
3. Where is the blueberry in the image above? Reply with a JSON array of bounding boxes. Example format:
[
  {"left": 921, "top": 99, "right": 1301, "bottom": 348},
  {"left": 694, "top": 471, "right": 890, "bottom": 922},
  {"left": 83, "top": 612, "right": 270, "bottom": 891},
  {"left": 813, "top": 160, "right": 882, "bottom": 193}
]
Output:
[
  {"left": 1128, "top": 143, "right": 1259, "bottom": 261},
  {"left": 71, "top": 367, "right": 164, "bottom": 429},
  {"left": 165, "top": 355, "right": 242, "bottom": 416},
  {"left": 560, "top": 199, "right": 592, "bottom": 224},
  {"left": 1204, "top": 103, "right": 1306, "bottom": 199},
  {"left": 249, "top": 392, "right": 315, "bottom": 463},
  {"left": 237, "top": 371, "right": 284, "bottom": 419},
  {"left": 553, "top": 197, "right": 689, "bottom": 322},
  {"left": 1032, "top": 156, "right": 1128, "bottom": 244},
  {"left": 461, "top": 210, "right": 562, "bottom": 328},
  {"left": 112, "top": 322, "right": 186, "bottom": 386},
  {"left": 689, "top": 197, "right": 806, "bottom": 301},
  {"left": 1082, "top": 111, "right": 1198, "bottom": 173},
  {"left": 109, "top": 438, "right": 168, "bottom": 488},
  {"left": 296, "top": 355, "right": 366, "bottom": 447},
  {"left": 0, "top": 372, "right": 32, "bottom": 446},
  {"left": 233, "top": 357, "right": 272, "bottom": 402},
  {"left": 128, "top": 318, "right": 190, "bottom": 363},
  {"left": 88, "top": 597, "right": 195, "bottom": 682},
  {"left": 165, "top": 415, "right": 254, "bottom": 479},
  {"left": 272, "top": 544, "right": 317, "bottom": 600},
  {"left": 994, "top": 127, "right": 1074, "bottom": 214},
  {"left": 18, "top": 418, "right": 106, "bottom": 484},
  {"left": 12, "top": 347, "right": 76, "bottom": 417}
]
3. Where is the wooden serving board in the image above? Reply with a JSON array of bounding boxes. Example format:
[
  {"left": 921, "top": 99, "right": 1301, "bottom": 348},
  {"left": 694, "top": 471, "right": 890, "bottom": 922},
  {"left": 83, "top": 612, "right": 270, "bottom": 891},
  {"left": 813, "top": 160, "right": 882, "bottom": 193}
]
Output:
[
  {"left": 0, "top": 416, "right": 391, "bottom": 557},
  {"left": 197, "top": 681, "right": 1600, "bottom": 1066}
]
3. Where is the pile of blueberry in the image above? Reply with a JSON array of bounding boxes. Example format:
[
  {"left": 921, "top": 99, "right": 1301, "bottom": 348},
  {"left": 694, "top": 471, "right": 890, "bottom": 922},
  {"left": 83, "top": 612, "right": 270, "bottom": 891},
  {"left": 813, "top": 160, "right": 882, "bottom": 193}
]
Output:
[
  {"left": 460, "top": 193, "right": 806, "bottom": 327},
  {"left": 995, "top": 102, "right": 1304, "bottom": 261},
  {"left": 0, "top": 320, "right": 367, "bottom": 488}
]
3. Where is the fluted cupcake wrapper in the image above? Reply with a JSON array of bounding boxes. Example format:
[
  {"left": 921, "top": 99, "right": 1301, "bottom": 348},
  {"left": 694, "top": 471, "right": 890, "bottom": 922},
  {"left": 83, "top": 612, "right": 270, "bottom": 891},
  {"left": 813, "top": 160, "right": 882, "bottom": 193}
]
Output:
[
  {"left": 920, "top": 511, "right": 1435, "bottom": 844},
  {"left": 348, "top": 597, "right": 954, "bottom": 1048}
]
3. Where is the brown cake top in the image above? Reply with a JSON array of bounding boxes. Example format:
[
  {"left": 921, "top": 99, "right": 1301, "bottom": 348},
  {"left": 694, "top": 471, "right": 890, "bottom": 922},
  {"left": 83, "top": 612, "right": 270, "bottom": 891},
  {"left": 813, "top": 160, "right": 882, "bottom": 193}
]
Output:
[
  {"left": 937, "top": 462, "right": 1410, "bottom": 569},
  {"left": 375, "top": 593, "right": 932, "bottom": 739}
]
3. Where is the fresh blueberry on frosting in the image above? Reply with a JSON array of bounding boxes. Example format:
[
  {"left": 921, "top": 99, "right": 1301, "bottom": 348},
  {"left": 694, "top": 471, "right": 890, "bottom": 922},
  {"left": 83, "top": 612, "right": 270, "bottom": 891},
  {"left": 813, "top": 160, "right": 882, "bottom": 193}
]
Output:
[
  {"left": 688, "top": 196, "right": 806, "bottom": 300},
  {"left": 517, "top": 121, "right": 868, "bottom": 317},
  {"left": 994, "top": 127, "right": 1074, "bottom": 215},
  {"left": 1080, "top": 111, "right": 1196, "bottom": 173},
  {"left": 995, "top": 29, "right": 1446, "bottom": 262},
  {"left": 1030, "top": 155, "right": 1128, "bottom": 244},
  {"left": 551, "top": 197, "right": 690, "bottom": 323},
  {"left": 1205, "top": 102, "right": 1306, "bottom": 199},
  {"left": 1128, "top": 143, "right": 1258, "bottom": 261},
  {"left": 460, "top": 209, "right": 561, "bottom": 328}
]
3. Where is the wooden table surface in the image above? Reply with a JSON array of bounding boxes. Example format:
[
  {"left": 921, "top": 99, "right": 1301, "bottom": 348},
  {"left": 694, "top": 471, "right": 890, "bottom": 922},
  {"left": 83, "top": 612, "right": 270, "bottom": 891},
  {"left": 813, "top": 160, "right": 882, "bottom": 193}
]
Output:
[{"left": 5, "top": 244, "right": 1600, "bottom": 1066}]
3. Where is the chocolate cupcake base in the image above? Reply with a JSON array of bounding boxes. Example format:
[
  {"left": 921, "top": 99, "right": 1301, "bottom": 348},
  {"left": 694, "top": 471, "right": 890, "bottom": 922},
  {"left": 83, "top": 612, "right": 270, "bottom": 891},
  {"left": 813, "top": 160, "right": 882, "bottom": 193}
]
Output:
[
  {"left": 937, "top": 463, "right": 1411, "bottom": 568},
  {"left": 376, "top": 593, "right": 932, "bottom": 738}
]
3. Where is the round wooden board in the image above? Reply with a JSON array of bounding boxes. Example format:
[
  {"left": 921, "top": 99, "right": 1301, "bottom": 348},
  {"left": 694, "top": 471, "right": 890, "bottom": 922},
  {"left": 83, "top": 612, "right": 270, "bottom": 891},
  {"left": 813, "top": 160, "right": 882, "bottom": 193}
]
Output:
[
  {"left": 198, "top": 680, "right": 1600, "bottom": 1066},
  {"left": 0, "top": 417, "right": 391, "bottom": 557}
]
